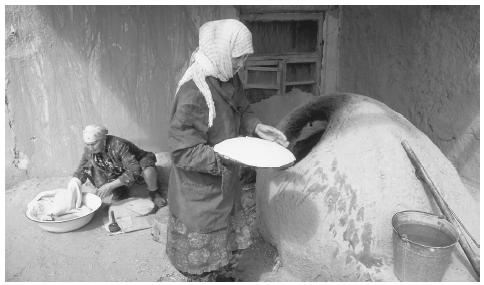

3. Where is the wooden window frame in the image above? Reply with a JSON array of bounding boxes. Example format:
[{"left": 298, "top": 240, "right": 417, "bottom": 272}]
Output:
[{"left": 239, "top": 12, "right": 324, "bottom": 97}]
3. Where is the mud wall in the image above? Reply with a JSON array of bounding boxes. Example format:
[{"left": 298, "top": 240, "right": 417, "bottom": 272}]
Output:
[
  {"left": 337, "top": 6, "right": 480, "bottom": 187},
  {"left": 5, "top": 5, "right": 236, "bottom": 187},
  {"left": 6, "top": 6, "right": 479, "bottom": 189}
]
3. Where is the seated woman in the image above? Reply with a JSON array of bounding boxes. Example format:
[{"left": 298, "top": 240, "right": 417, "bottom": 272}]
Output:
[{"left": 69, "top": 124, "right": 167, "bottom": 208}]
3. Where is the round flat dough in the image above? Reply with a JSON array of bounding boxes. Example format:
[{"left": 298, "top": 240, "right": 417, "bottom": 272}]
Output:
[{"left": 214, "top": 136, "right": 295, "bottom": 168}]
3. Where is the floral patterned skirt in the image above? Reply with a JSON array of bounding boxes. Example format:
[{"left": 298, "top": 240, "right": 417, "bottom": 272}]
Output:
[{"left": 165, "top": 206, "right": 252, "bottom": 275}]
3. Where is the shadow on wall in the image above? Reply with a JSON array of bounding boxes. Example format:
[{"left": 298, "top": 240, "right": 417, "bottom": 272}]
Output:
[
  {"left": 258, "top": 168, "right": 321, "bottom": 245},
  {"left": 271, "top": 189, "right": 321, "bottom": 244},
  {"left": 445, "top": 114, "right": 480, "bottom": 188}
]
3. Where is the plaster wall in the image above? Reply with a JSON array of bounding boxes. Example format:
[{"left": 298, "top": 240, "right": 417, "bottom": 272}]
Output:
[
  {"left": 5, "top": 5, "right": 236, "bottom": 187},
  {"left": 337, "top": 6, "right": 480, "bottom": 187},
  {"left": 6, "top": 6, "right": 479, "bottom": 189}
]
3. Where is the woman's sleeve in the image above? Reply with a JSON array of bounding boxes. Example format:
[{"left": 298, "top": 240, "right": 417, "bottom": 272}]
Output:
[
  {"left": 233, "top": 74, "right": 261, "bottom": 136},
  {"left": 240, "top": 104, "right": 261, "bottom": 136},
  {"left": 72, "top": 149, "right": 90, "bottom": 183},
  {"left": 117, "top": 142, "right": 142, "bottom": 186},
  {"left": 169, "top": 89, "right": 225, "bottom": 176}
]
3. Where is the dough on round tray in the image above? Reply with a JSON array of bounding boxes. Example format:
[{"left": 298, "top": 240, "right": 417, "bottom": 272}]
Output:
[{"left": 214, "top": 136, "right": 295, "bottom": 168}]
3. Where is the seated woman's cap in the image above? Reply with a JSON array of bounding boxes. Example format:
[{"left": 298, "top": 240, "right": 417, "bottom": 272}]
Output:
[{"left": 83, "top": 125, "right": 108, "bottom": 144}]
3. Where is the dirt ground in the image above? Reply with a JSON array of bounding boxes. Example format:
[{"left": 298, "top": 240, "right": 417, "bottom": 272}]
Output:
[
  {"left": 6, "top": 176, "right": 478, "bottom": 282},
  {"left": 5, "top": 176, "right": 297, "bottom": 282}
]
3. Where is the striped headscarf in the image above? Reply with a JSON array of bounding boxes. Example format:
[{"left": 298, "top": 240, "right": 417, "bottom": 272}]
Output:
[{"left": 176, "top": 19, "right": 254, "bottom": 128}]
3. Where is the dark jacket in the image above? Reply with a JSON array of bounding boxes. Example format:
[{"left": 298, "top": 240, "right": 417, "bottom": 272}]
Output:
[
  {"left": 73, "top": 135, "right": 155, "bottom": 187},
  {"left": 168, "top": 75, "right": 260, "bottom": 233}
]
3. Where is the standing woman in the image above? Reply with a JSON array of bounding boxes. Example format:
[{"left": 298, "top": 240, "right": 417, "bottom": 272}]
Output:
[{"left": 166, "top": 19, "right": 288, "bottom": 281}]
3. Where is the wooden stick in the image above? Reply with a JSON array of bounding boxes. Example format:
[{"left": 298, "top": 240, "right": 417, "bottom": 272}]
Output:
[
  {"left": 401, "top": 140, "right": 480, "bottom": 279},
  {"left": 449, "top": 206, "right": 480, "bottom": 248}
]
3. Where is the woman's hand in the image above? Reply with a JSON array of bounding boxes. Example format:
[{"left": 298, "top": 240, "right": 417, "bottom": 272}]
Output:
[
  {"left": 97, "top": 183, "right": 114, "bottom": 200},
  {"left": 255, "top": 123, "right": 289, "bottom": 147},
  {"left": 96, "top": 179, "right": 123, "bottom": 199}
]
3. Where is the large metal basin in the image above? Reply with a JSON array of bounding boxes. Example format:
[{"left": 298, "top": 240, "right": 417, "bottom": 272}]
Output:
[{"left": 26, "top": 193, "right": 102, "bottom": 233}]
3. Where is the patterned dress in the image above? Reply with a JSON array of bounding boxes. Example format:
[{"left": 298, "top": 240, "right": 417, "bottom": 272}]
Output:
[{"left": 166, "top": 205, "right": 252, "bottom": 276}]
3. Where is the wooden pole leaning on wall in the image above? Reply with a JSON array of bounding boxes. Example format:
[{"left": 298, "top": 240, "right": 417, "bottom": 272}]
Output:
[{"left": 401, "top": 140, "right": 480, "bottom": 280}]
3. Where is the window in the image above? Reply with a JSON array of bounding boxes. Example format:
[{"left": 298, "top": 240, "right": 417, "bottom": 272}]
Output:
[{"left": 239, "top": 11, "right": 324, "bottom": 103}]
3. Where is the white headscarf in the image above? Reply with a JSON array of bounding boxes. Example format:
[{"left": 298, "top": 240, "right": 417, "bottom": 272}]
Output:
[
  {"left": 83, "top": 124, "right": 108, "bottom": 143},
  {"left": 176, "top": 19, "right": 254, "bottom": 128}
]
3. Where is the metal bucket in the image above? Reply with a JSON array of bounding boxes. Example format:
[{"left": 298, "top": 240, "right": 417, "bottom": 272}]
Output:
[{"left": 392, "top": 210, "right": 459, "bottom": 281}]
